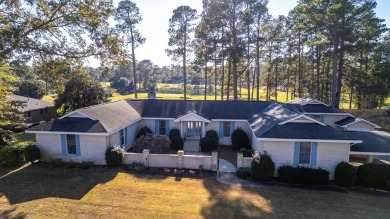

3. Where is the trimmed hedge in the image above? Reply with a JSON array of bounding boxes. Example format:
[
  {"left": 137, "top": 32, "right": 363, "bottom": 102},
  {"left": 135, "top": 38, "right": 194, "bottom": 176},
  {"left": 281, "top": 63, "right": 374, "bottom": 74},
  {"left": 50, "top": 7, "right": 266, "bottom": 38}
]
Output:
[
  {"left": 170, "top": 136, "right": 184, "bottom": 151},
  {"left": 239, "top": 147, "right": 254, "bottom": 157},
  {"left": 169, "top": 129, "right": 181, "bottom": 139},
  {"left": 278, "top": 165, "right": 330, "bottom": 185},
  {"left": 357, "top": 163, "right": 390, "bottom": 189},
  {"left": 23, "top": 144, "right": 41, "bottom": 163},
  {"left": 136, "top": 127, "right": 153, "bottom": 139},
  {"left": 0, "top": 142, "right": 39, "bottom": 167},
  {"left": 334, "top": 162, "right": 356, "bottom": 187},
  {"left": 205, "top": 130, "right": 219, "bottom": 149},
  {"left": 105, "top": 146, "right": 125, "bottom": 167},
  {"left": 251, "top": 152, "right": 275, "bottom": 181},
  {"left": 236, "top": 168, "right": 251, "bottom": 178},
  {"left": 231, "top": 128, "right": 250, "bottom": 151},
  {"left": 200, "top": 137, "right": 213, "bottom": 152}
]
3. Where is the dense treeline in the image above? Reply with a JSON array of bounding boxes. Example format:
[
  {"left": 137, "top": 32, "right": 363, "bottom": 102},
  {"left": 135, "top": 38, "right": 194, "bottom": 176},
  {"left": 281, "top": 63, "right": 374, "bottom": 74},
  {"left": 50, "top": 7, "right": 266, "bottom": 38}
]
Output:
[{"left": 1, "top": 0, "right": 390, "bottom": 146}]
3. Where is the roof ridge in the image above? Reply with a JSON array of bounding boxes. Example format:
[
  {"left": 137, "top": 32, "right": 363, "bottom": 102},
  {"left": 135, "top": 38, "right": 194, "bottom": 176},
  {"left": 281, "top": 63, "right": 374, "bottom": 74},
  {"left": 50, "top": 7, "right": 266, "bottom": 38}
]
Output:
[{"left": 79, "top": 99, "right": 126, "bottom": 110}]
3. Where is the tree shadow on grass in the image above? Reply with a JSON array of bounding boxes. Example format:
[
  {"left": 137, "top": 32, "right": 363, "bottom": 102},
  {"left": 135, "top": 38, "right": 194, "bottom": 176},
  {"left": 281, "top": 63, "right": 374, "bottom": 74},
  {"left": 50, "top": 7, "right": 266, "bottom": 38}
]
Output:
[
  {"left": 0, "top": 163, "right": 118, "bottom": 204},
  {"left": 0, "top": 207, "right": 26, "bottom": 219},
  {"left": 200, "top": 178, "right": 274, "bottom": 219}
]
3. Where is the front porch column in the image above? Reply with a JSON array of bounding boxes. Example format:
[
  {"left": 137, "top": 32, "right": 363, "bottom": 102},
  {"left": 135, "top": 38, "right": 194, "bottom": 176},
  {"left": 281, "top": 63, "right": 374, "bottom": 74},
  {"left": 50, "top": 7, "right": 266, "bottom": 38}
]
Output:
[
  {"left": 180, "top": 121, "right": 184, "bottom": 138},
  {"left": 202, "top": 121, "right": 206, "bottom": 138},
  {"left": 367, "top": 155, "right": 374, "bottom": 163}
]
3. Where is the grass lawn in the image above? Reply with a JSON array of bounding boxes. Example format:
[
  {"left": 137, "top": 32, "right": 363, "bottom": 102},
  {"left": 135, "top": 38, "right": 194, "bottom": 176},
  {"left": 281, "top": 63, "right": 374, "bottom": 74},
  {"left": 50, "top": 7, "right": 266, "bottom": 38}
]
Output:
[{"left": 1, "top": 164, "right": 389, "bottom": 218}]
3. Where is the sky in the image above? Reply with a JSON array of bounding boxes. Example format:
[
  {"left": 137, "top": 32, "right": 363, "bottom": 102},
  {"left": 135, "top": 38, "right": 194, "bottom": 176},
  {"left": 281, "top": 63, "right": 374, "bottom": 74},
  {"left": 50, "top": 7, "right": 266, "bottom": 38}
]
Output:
[{"left": 86, "top": 0, "right": 390, "bottom": 68}]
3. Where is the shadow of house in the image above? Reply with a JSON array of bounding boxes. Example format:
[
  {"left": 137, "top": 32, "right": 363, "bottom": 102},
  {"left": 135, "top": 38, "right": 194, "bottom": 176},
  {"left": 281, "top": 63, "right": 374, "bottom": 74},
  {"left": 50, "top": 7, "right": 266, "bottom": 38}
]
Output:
[{"left": 0, "top": 164, "right": 118, "bottom": 205}]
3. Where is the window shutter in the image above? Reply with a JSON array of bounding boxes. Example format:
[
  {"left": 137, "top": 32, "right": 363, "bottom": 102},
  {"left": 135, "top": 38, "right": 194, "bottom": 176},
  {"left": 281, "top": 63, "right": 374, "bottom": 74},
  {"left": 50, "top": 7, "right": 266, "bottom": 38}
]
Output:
[
  {"left": 310, "top": 142, "right": 318, "bottom": 166},
  {"left": 293, "top": 142, "right": 300, "bottom": 166},
  {"left": 230, "top": 122, "right": 235, "bottom": 135},
  {"left": 61, "top": 134, "right": 67, "bottom": 156},
  {"left": 320, "top": 115, "right": 324, "bottom": 123},
  {"left": 75, "top": 135, "right": 81, "bottom": 156},
  {"left": 119, "top": 130, "right": 121, "bottom": 145},
  {"left": 166, "top": 121, "right": 170, "bottom": 135},
  {"left": 125, "top": 127, "right": 128, "bottom": 145},
  {"left": 154, "top": 120, "right": 159, "bottom": 134},
  {"left": 219, "top": 122, "right": 223, "bottom": 137}
]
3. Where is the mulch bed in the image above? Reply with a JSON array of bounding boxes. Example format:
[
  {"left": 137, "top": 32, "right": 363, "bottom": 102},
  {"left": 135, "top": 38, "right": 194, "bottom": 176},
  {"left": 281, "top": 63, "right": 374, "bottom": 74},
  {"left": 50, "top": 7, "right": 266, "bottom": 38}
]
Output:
[{"left": 124, "top": 164, "right": 215, "bottom": 178}]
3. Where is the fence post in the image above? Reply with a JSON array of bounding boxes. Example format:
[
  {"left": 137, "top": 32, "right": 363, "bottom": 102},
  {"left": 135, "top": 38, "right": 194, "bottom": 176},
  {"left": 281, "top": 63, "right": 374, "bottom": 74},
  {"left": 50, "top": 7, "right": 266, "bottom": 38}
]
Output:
[
  {"left": 237, "top": 152, "right": 243, "bottom": 169},
  {"left": 143, "top": 149, "right": 149, "bottom": 167},
  {"left": 178, "top": 150, "right": 184, "bottom": 168},
  {"left": 212, "top": 151, "right": 218, "bottom": 171}
]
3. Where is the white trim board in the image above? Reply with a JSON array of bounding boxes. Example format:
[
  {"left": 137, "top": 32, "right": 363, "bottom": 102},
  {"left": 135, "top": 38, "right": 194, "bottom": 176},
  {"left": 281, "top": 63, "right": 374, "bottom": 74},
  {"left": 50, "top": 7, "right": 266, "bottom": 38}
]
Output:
[
  {"left": 350, "top": 152, "right": 390, "bottom": 156},
  {"left": 25, "top": 130, "right": 109, "bottom": 136},
  {"left": 278, "top": 114, "right": 326, "bottom": 126},
  {"left": 258, "top": 138, "right": 362, "bottom": 144},
  {"left": 337, "top": 118, "right": 381, "bottom": 129},
  {"left": 59, "top": 111, "right": 97, "bottom": 120},
  {"left": 173, "top": 112, "right": 211, "bottom": 123}
]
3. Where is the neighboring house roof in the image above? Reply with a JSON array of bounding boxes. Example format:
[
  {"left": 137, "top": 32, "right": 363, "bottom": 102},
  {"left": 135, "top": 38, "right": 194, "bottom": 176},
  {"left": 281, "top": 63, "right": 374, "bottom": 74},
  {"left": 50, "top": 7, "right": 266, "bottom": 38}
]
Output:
[
  {"left": 335, "top": 116, "right": 381, "bottom": 129},
  {"left": 10, "top": 94, "right": 54, "bottom": 111},
  {"left": 349, "top": 131, "right": 390, "bottom": 154},
  {"left": 126, "top": 99, "right": 275, "bottom": 120},
  {"left": 285, "top": 103, "right": 346, "bottom": 114},
  {"left": 28, "top": 117, "right": 106, "bottom": 133},
  {"left": 259, "top": 123, "right": 360, "bottom": 142}
]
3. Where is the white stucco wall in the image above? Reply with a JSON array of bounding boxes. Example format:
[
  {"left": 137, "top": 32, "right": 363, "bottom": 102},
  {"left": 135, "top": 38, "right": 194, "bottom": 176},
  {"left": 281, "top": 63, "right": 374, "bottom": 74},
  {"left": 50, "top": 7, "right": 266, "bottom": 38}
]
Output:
[
  {"left": 138, "top": 119, "right": 155, "bottom": 133},
  {"left": 346, "top": 121, "right": 375, "bottom": 131},
  {"left": 261, "top": 140, "right": 350, "bottom": 179},
  {"left": 35, "top": 134, "right": 108, "bottom": 165},
  {"left": 316, "top": 142, "right": 350, "bottom": 179}
]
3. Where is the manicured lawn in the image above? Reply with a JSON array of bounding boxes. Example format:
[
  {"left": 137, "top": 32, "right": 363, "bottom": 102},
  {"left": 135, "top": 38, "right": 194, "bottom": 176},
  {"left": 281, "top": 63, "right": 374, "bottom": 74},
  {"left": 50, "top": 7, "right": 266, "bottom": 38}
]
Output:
[{"left": 0, "top": 164, "right": 389, "bottom": 218}]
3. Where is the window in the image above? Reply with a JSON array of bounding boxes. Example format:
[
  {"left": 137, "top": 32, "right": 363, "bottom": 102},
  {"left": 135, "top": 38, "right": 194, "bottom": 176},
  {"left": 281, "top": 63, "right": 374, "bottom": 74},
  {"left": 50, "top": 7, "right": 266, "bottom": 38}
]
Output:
[
  {"left": 299, "top": 142, "right": 311, "bottom": 165},
  {"left": 66, "top": 135, "right": 76, "bottom": 155},
  {"left": 119, "top": 129, "right": 125, "bottom": 145},
  {"left": 159, "top": 120, "right": 166, "bottom": 135},
  {"left": 223, "top": 122, "right": 231, "bottom": 137}
]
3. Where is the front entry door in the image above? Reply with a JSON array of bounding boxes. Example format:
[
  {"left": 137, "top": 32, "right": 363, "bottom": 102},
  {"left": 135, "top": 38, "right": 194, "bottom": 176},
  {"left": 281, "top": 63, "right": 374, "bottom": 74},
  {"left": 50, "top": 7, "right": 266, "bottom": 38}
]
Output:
[{"left": 186, "top": 121, "right": 202, "bottom": 138}]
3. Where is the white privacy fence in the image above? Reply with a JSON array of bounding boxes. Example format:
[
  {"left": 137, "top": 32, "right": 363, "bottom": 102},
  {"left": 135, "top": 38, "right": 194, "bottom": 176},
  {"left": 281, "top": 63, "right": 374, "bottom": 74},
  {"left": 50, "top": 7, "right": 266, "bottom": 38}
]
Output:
[
  {"left": 123, "top": 150, "right": 218, "bottom": 171},
  {"left": 237, "top": 153, "right": 253, "bottom": 169}
]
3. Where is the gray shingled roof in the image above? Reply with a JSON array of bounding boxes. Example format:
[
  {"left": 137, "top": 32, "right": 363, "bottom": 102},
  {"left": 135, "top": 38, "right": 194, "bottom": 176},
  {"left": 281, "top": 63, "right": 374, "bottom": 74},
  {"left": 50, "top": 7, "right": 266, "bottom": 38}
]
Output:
[
  {"left": 77, "top": 100, "right": 141, "bottom": 133},
  {"left": 126, "top": 99, "right": 274, "bottom": 120},
  {"left": 10, "top": 94, "right": 54, "bottom": 111},
  {"left": 285, "top": 103, "right": 346, "bottom": 114},
  {"left": 260, "top": 123, "right": 360, "bottom": 141},
  {"left": 349, "top": 131, "right": 390, "bottom": 153},
  {"left": 248, "top": 103, "right": 300, "bottom": 137},
  {"left": 335, "top": 116, "right": 356, "bottom": 126},
  {"left": 28, "top": 117, "right": 106, "bottom": 133}
]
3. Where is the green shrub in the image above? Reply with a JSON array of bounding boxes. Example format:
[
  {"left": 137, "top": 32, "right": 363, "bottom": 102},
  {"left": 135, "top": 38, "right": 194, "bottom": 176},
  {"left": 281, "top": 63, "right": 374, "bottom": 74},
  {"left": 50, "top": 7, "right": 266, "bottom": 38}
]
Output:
[
  {"left": 334, "top": 162, "right": 356, "bottom": 187},
  {"left": 205, "top": 130, "right": 219, "bottom": 149},
  {"left": 131, "top": 134, "right": 170, "bottom": 154},
  {"left": 105, "top": 146, "right": 125, "bottom": 167},
  {"left": 170, "top": 136, "right": 184, "bottom": 151},
  {"left": 251, "top": 152, "right": 275, "bottom": 181},
  {"left": 200, "top": 137, "right": 213, "bottom": 152},
  {"left": 357, "top": 163, "right": 390, "bottom": 189},
  {"left": 169, "top": 129, "right": 181, "bottom": 139},
  {"left": 0, "top": 145, "right": 25, "bottom": 167},
  {"left": 136, "top": 127, "right": 153, "bottom": 139},
  {"left": 23, "top": 144, "right": 40, "bottom": 163},
  {"left": 239, "top": 147, "right": 254, "bottom": 157},
  {"left": 278, "top": 165, "right": 330, "bottom": 185},
  {"left": 236, "top": 168, "right": 251, "bottom": 178},
  {"left": 231, "top": 128, "right": 250, "bottom": 151}
]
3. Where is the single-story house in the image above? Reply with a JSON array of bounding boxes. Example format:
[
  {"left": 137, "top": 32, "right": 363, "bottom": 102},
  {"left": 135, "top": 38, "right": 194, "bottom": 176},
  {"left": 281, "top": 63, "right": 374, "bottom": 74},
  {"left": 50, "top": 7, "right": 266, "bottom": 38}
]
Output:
[
  {"left": 11, "top": 94, "right": 57, "bottom": 123},
  {"left": 26, "top": 97, "right": 390, "bottom": 179}
]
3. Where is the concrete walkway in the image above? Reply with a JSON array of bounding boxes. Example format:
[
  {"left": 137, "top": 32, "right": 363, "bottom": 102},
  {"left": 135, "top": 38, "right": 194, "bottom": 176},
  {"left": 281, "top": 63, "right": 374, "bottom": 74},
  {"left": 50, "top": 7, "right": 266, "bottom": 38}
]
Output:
[
  {"left": 218, "top": 158, "right": 236, "bottom": 173},
  {"left": 183, "top": 140, "right": 200, "bottom": 152}
]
